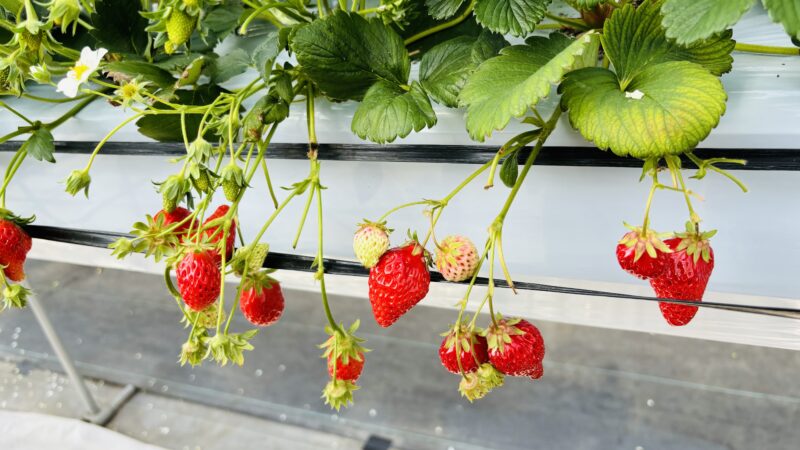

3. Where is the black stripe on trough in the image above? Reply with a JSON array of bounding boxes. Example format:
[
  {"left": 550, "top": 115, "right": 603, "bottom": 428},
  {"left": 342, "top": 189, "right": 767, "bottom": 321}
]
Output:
[{"left": 23, "top": 225, "right": 800, "bottom": 321}]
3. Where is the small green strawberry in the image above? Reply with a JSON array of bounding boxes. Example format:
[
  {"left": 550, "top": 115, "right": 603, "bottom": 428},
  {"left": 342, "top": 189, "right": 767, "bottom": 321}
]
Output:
[
  {"left": 353, "top": 220, "right": 391, "bottom": 268},
  {"left": 165, "top": 9, "right": 197, "bottom": 53},
  {"left": 220, "top": 163, "right": 245, "bottom": 202},
  {"left": 458, "top": 363, "right": 504, "bottom": 402}
]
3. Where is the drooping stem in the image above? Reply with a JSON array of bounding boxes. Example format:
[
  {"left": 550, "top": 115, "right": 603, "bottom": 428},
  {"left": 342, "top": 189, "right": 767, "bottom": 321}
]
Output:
[
  {"left": 640, "top": 168, "right": 659, "bottom": 234},
  {"left": 315, "top": 175, "right": 342, "bottom": 334}
]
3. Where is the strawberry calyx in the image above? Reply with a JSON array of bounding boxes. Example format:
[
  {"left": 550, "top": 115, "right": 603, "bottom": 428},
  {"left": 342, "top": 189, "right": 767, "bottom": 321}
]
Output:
[
  {"left": 458, "top": 363, "right": 505, "bottom": 402},
  {"left": 2, "top": 282, "right": 30, "bottom": 310},
  {"left": 0, "top": 208, "right": 35, "bottom": 226},
  {"left": 619, "top": 222, "right": 672, "bottom": 262},
  {"left": 202, "top": 329, "right": 258, "bottom": 367},
  {"left": 356, "top": 219, "right": 392, "bottom": 234},
  {"left": 322, "top": 379, "right": 359, "bottom": 411},
  {"left": 402, "top": 232, "right": 432, "bottom": 266},
  {"left": 319, "top": 320, "right": 368, "bottom": 369},
  {"left": 482, "top": 315, "right": 525, "bottom": 353},
  {"left": 675, "top": 221, "right": 716, "bottom": 264},
  {"left": 441, "top": 322, "right": 482, "bottom": 358}
]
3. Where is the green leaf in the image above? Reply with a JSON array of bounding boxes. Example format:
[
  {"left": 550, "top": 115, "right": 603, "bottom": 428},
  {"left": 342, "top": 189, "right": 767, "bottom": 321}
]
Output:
[
  {"left": 603, "top": 0, "right": 735, "bottom": 81},
  {"left": 202, "top": 3, "right": 246, "bottom": 45},
  {"left": 252, "top": 31, "right": 281, "bottom": 83},
  {"left": 402, "top": 13, "right": 484, "bottom": 58},
  {"left": 137, "top": 85, "right": 226, "bottom": 142},
  {"left": 460, "top": 31, "right": 599, "bottom": 141},
  {"left": 474, "top": 0, "right": 552, "bottom": 36},
  {"left": 351, "top": 81, "right": 437, "bottom": 144},
  {"left": 0, "top": 0, "right": 22, "bottom": 14},
  {"left": 499, "top": 153, "right": 518, "bottom": 187},
  {"left": 105, "top": 61, "right": 176, "bottom": 88},
  {"left": 559, "top": 61, "right": 727, "bottom": 159},
  {"left": 426, "top": 0, "right": 467, "bottom": 19},
  {"left": 420, "top": 31, "right": 506, "bottom": 107},
  {"left": 90, "top": 0, "right": 148, "bottom": 55},
  {"left": 208, "top": 49, "right": 251, "bottom": 84},
  {"left": 661, "top": 0, "right": 755, "bottom": 44},
  {"left": 27, "top": 128, "right": 55, "bottom": 163},
  {"left": 763, "top": 0, "right": 800, "bottom": 39},
  {"left": 291, "top": 11, "right": 409, "bottom": 101}
]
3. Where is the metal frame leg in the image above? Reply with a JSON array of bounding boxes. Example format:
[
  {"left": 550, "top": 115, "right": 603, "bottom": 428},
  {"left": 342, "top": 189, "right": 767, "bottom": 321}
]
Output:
[{"left": 24, "top": 280, "right": 138, "bottom": 426}]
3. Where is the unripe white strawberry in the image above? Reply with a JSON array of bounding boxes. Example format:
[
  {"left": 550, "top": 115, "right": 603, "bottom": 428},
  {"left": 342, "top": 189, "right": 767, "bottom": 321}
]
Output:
[
  {"left": 435, "top": 235, "right": 479, "bottom": 282},
  {"left": 353, "top": 221, "right": 390, "bottom": 268}
]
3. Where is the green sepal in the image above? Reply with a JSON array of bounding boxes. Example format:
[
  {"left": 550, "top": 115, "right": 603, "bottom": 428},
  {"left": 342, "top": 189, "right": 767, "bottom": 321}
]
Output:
[
  {"left": 203, "top": 329, "right": 258, "bottom": 367},
  {"left": 322, "top": 379, "right": 358, "bottom": 411},
  {"left": 2, "top": 283, "right": 30, "bottom": 310},
  {"left": 64, "top": 168, "right": 91, "bottom": 197}
]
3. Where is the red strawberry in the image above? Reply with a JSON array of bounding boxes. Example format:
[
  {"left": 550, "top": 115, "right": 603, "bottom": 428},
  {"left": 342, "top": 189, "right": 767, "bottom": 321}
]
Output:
[
  {"left": 0, "top": 219, "right": 32, "bottom": 282},
  {"left": 368, "top": 242, "right": 430, "bottom": 327},
  {"left": 484, "top": 317, "right": 545, "bottom": 378},
  {"left": 176, "top": 249, "right": 220, "bottom": 311},
  {"left": 239, "top": 272, "right": 284, "bottom": 326},
  {"left": 154, "top": 206, "right": 191, "bottom": 238},
  {"left": 328, "top": 351, "right": 365, "bottom": 382},
  {"left": 439, "top": 325, "right": 489, "bottom": 374},
  {"left": 650, "top": 224, "right": 715, "bottom": 326},
  {"left": 203, "top": 205, "right": 236, "bottom": 260},
  {"left": 616, "top": 227, "right": 671, "bottom": 279}
]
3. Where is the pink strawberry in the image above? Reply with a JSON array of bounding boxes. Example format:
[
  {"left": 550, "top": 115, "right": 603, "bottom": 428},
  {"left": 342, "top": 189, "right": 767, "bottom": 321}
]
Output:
[
  {"left": 368, "top": 242, "right": 430, "bottom": 327},
  {"left": 435, "top": 235, "right": 479, "bottom": 282},
  {"left": 484, "top": 317, "right": 545, "bottom": 379},
  {"left": 650, "top": 223, "right": 715, "bottom": 326},
  {"left": 203, "top": 205, "right": 236, "bottom": 261},
  {"left": 353, "top": 220, "right": 390, "bottom": 268},
  {"left": 439, "top": 324, "right": 488, "bottom": 374},
  {"left": 239, "top": 272, "right": 284, "bottom": 326},
  {"left": 616, "top": 226, "right": 671, "bottom": 279},
  {"left": 176, "top": 249, "right": 220, "bottom": 311},
  {"left": 0, "top": 219, "right": 32, "bottom": 282}
]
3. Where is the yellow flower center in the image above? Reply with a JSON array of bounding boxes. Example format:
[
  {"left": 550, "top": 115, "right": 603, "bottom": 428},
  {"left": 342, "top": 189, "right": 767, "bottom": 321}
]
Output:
[
  {"left": 72, "top": 63, "right": 89, "bottom": 80},
  {"left": 121, "top": 83, "right": 137, "bottom": 99}
]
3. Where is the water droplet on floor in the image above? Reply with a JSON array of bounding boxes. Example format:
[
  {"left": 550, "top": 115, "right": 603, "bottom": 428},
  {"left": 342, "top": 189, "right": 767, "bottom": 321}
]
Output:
[
  {"left": 636, "top": 446, "right": 644, "bottom": 450},
  {"left": 188, "top": 374, "right": 196, "bottom": 382},
  {"left": 646, "top": 399, "right": 654, "bottom": 407},
  {"left": 448, "top": 447, "right": 456, "bottom": 450},
  {"left": 161, "top": 385, "right": 169, "bottom": 392},
  {"left": 10, "top": 342, "right": 17, "bottom": 349},
  {"left": 278, "top": 364, "right": 286, "bottom": 372},
  {"left": 14, "top": 327, "right": 21, "bottom": 333},
  {"left": 330, "top": 414, "right": 338, "bottom": 422},
  {"left": 434, "top": 426, "right": 443, "bottom": 435},
  {"left": 369, "top": 409, "right": 377, "bottom": 418},
  {"left": 11, "top": 333, "right": 19, "bottom": 340},
  {"left": 146, "top": 403, "right": 154, "bottom": 410},
  {"left": 147, "top": 379, "right": 156, "bottom": 387},
  {"left": 134, "top": 353, "right": 143, "bottom": 360},
  {"left": 159, "top": 426, "right": 170, "bottom": 435},
  {"left": 254, "top": 369, "right": 263, "bottom": 377},
  {"left": 51, "top": 281, "right": 59, "bottom": 288},
  {"left": 75, "top": 338, "right": 82, "bottom": 345},
  {"left": 279, "top": 414, "right": 287, "bottom": 422}
]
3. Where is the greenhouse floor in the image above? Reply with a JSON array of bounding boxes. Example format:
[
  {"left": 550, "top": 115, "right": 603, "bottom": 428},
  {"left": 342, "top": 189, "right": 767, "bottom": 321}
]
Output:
[{"left": 0, "top": 260, "right": 798, "bottom": 450}]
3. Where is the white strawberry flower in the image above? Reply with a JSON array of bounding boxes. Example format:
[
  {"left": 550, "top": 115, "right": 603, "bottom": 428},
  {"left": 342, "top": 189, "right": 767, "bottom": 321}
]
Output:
[{"left": 56, "top": 47, "right": 107, "bottom": 98}]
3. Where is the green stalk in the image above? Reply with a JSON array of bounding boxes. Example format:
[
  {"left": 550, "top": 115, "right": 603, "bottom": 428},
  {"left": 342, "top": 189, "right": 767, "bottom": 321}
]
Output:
[
  {"left": 734, "top": 43, "right": 799, "bottom": 56},
  {"left": 404, "top": 0, "right": 476, "bottom": 46}
]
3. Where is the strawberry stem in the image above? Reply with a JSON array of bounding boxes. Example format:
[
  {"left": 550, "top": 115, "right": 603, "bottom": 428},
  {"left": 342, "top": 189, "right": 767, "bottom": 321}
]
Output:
[
  {"left": 666, "top": 156, "right": 700, "bottom": 225},
  {"left": 316, "top": 178, "right": 343, "bottom": 334},
  {"left": 640, "top": 165, "right": 659, "bottom": 234}
]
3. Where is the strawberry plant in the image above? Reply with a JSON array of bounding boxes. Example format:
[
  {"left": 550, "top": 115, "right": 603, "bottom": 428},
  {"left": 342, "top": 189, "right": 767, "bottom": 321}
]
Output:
[{"left": 0, "top": 0, "right": 798, "bottom": 408}]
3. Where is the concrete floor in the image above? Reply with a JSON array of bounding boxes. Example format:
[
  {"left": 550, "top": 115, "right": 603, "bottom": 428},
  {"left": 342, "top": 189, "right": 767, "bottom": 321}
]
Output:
[{"left": 0, "top": 260, "right": 798, "bottom": 449}]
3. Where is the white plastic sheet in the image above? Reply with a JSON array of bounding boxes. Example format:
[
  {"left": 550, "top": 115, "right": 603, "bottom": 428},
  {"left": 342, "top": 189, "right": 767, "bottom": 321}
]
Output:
[{"left": 0, "top": 411, "right": 164, "bottom": 450}]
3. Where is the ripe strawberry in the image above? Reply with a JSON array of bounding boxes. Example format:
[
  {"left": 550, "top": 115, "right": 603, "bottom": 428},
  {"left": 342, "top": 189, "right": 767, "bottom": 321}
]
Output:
[
  {"left": 328, "top": 351, "right": 365, "bottom": 382},
  {"left": 165, "top": 9, "right": 196, "bottom": 53},
  {"left": 176, "top": 250, "right": 220, "bottom": 311},
  {"left": 203, "top": 205, "right": 236, "bottom": 260},
  {"left": 0, "top": 219, "right": 32, "bottom": 282},
  {"left": 435, "top": 235, "right": 479, "bottom": 282},
  {"left": 616, "top": 226, "right": 671, "bottom": 279},
  {"left": 320, "top": 321, "right": 368, "bottom": 410},
  {"left": 368, "top": 242, "right": 430, "bottom": 327},
  {"left": 439, "top": 324, "right": 488, "bottom": 374},
  {"left": 154, "top": 206, "right": 191, "bottom": 238},
  {"left": 239, "top": 272, "right": 284, "bottom": 326},
  {"left": 484, "top": 317, "right": 545, "bottom": 379},
  {"left": 353, "top": 221, "right": 390, "bottom": 268},
  {"left": 650, "top": 223, "right": 715, "bottom": 326}
]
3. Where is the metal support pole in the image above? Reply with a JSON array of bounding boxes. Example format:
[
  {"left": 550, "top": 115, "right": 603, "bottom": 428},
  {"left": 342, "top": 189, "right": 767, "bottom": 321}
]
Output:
[{"left": 23, "top": 280, "right": 138, "bottom": 426}]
